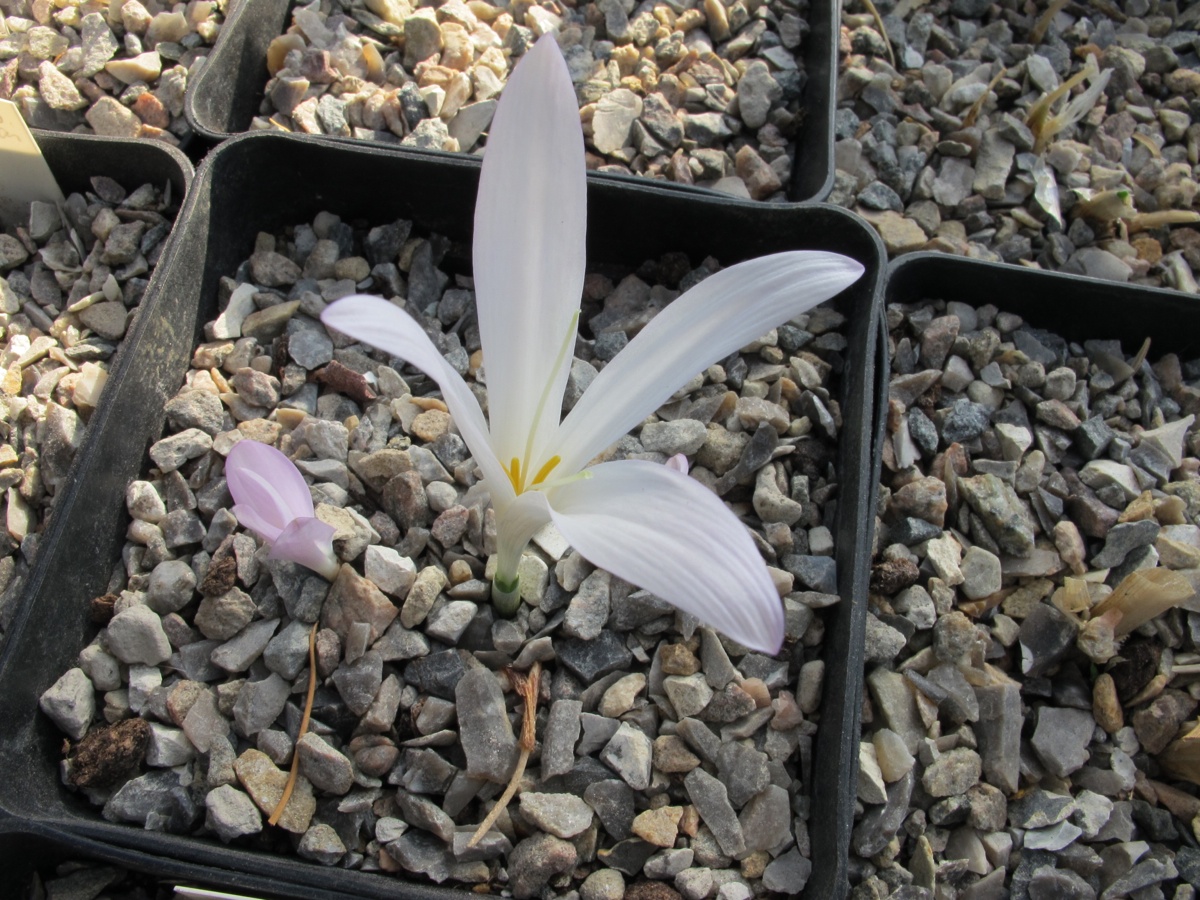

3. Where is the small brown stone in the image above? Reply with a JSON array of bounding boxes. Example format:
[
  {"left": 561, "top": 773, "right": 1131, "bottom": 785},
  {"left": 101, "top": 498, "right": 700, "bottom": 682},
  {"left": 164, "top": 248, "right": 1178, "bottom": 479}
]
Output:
[
  {"left": 624, "top": 881, "right": 682, "bottom": 900},
  {"left": 90, "top": 592, "right": 117, "bottom": 624},
  {"left": 68, "top": 718, "right": 150, "bottom": 788},
  {"left": 659, "top": 643, "right": 701, "bottom": 676},
  {"left": 1109, "top": 641, "right": 1162, "bottom": 702},
  {"left": 653, "top": 735, "right": 700, "bottom": 773},
  {"left": 131, "top": 91, "right": 170, "bottom": 128},
  {"left": 199, "top": 540, "right": 238, "bottom": 597},
  {"left": 1118, "top": 490, "right": 1157, "bottom": 523},
  {"left": 1133, "top": 686, "right": 1193, "bottom": 754},
  {"left": 313, "top": 360, "right": 377, "bottom": 404},
  {"left": 165, "top": 680, "right": 207, "bottom": 726},
  {"left": 321, "top": 564, "right": 399, "bottom": 643},
  {"left": 1093, "top": 673, "right": 1123, "bottom": 735},
  {"left": 871, "top": 557, "right": 920, "bottom": 595},
  {"left": 740, "top": 676, "right": 771, "bottom": 708},
  {"left": 631, "top": 806, "right": 682, "bottom": 847},
  {"left": 678, "top": 804, "right": 700, "bottom": 837},
  {"left": 740, "top": 849, "right": 770, "bottom": 879},
  {"left": 233, "top": 748, "right": 316, "bottom": 834},
  {"left": 411, "top": 408, "right": 451, "bottom": 442},
  {"left": 1133, "top": 236, "right": 1163, "bottom": 264}
]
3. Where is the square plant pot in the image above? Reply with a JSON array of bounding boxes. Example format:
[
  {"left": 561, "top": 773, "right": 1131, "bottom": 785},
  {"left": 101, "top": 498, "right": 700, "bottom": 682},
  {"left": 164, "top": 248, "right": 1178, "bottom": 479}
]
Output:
[
  {"left": 0, "top": 131, "right": 192, "bottom": 636},
  {"left": 0, "top": 818, "right": 352, "bottom": 900},
  {"left": 886, "top": 253, "right": 1200, "bottom": 359},
  {"left": 0, "top": 132, "right": 883, "bottom": 900},
  {"left": 184, "top": 0, "right": 837, "bottom": 203},
  {"left": 856, "top": 252, "right": 1200, "bottom": 871}
]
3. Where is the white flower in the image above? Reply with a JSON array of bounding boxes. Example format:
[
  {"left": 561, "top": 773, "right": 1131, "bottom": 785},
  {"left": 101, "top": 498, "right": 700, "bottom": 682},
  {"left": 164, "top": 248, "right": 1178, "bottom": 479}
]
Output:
[{"left": 322, "top": 35, "right": 863, "bottom": 653}]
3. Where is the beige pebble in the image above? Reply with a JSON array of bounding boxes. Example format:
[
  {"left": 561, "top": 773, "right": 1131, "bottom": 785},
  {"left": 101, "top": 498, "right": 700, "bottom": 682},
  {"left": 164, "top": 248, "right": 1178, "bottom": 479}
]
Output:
[
  {"left": 598, "top": 672, "right": 646, "bottom": 718},
  {"left": 631, "top": 806, "right": 682, "bottom": 847},
  {"left": 411, "top": 408, "right": 451, "bottom": 441},
  {"left": 1093, "top": 673, "right": 1123, "bottom": 735}
]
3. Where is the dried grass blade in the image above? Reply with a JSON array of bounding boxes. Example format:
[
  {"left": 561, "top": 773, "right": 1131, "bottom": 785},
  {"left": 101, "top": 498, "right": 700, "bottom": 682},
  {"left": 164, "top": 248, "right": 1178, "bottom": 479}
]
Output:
[
  {"left": 467, "top": 661, "right": 541, "bottom": 847},
  {"left": 268, "top": 623, "right": 318, "bottom": 827},
  {"left": 1090, "top": 568, "right": 1195, "bottom": 636}
]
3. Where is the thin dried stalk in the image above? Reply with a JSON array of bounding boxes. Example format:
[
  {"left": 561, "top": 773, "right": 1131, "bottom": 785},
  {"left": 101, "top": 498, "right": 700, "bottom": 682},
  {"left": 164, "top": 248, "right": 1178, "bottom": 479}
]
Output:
[
  {"left": 1129, "top": 335, "right": 1152, "bottom": 375},
  {"left": 962, "top": 66, "right": 1008, "bottom": 129},
  {"left": 1131, "top": 131, "right": 1163, "bottom": 158},
  {"left": 1027, "top": 55, "right": 1111, "bottom": 153},
  {"left": 1029, "top": 0, "right": 1070, "bottom": 45},
  {"left": 467, "top": 661, "right": 541, "bottom": 848},
  {"left": 859, "top": 0, "right": 895, "bottom": 68},
  {"left": 269, "top": 623, "right": 318, "bottom": 826},
  {"left": 1129, "top": 210, "right": 1200, "bottom": 232},
  {"left": 1090, "top": 568, "right": 1195, "bottom": 637}
]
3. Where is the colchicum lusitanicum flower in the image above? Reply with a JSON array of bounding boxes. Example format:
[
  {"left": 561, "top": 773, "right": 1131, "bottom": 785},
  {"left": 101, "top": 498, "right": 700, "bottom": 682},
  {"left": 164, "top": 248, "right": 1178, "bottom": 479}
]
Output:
[
  {"left": 225, "top": 438, "right": 341, "bottom": 581},
  {"left": 323, "top": 34, "right": 863, "bottom": 654}
]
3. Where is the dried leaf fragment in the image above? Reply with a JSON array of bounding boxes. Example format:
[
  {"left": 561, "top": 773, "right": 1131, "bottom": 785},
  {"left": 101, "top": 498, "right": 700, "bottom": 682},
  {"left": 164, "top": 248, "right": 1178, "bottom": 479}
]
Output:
[{"left": 1091, "top": 568, "right": 1195, "bottom": 637}]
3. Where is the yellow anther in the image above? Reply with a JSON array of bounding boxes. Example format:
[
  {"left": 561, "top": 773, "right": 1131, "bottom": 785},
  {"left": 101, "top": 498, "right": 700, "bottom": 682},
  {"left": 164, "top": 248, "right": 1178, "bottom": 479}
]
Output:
[
  {"left": 531, "top": 455, "right": 562, "bottom": 486},
  {"left": 508, "top": 457, "right": 523, "bottom": 493}
]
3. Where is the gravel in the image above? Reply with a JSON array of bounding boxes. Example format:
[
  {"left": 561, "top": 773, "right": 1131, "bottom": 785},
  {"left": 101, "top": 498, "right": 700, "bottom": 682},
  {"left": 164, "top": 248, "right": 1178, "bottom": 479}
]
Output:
[
  {"left": 254, "top": 0, "right": 809, "bottom": 200},
  {"left": 857, "top": 293, "right": 1200, "bottom": 898},
  {"left": 2, "top": 0, "right": 224, "bottom": 143},
  {"left": 0, "top": 174, "right": 178, "bottom": 634},
  {"left": 38, "top": 208, "right": 852, "bottom": 896},
  {"left": 836, "top": 0, "right": 1200, "bottom": 293}
]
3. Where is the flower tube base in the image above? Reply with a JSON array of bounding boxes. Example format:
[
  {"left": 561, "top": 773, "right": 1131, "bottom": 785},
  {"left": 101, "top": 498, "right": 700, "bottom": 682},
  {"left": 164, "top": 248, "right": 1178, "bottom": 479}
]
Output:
[{"left": 492, "top": 572, "right": 521, "bottom": 617}]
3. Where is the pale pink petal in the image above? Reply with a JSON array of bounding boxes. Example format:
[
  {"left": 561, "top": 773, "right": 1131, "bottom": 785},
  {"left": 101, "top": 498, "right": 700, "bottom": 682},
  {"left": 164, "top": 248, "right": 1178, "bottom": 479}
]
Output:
[
  {"left": 230, "top": 502, "right": 282, "bottom": 544},
  {"left": 225, "top": 440, "right": 317, "bottom": 542},
  {"left": 321, "top": 294, "right": 511, "bottom": 499},
  {"left": 271, "top": 516, "right": 340, "bottom": 581},
  {"left": 665, "top": 454, "right": 689, "bottom": 474},
  {"left": 554, "top": 252, "right": 864, "bottom": 472},
  {"left": 474, "top": 33, "right": 586, "bottom": 472},
  {"left": 546, "top": 460, "right": 784, "bottom": 653}
]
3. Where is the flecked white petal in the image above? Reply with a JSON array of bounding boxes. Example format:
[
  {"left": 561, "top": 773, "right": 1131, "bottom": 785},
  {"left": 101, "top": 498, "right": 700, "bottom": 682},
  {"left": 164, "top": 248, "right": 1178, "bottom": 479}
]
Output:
[
  {"left": 321, "top": 294, "right": 511, "bottom": 500},
  {"left": 554, "top": 252, "right": 864, "bottom": 472},
  {"left": 474, "top": 33, "right": 586, "bottom": 472},
  {"left": 546, "top": 460, "right": 784, "bottom": 653}
]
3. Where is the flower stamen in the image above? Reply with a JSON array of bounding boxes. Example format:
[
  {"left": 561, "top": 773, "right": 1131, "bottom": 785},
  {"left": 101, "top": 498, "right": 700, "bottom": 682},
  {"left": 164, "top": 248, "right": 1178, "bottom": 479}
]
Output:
[
  {"left": 507, "top": 457, "right": 523, "bottom": 493},
  {"left": 531, "top": 455, "right": 562, "bottom": 486}
]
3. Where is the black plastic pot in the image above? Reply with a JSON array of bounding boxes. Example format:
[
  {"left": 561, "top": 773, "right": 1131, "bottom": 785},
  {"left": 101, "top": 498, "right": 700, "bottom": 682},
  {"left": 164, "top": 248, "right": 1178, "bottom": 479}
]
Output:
[
  {"left": 0, "top": 131, "right": 883, "bottom": 900},
  {"left": 886, "top": 252, "right": 1200, "bottom": 359},
  {"left": 184, "top": 0, "right": 837, "bottom": 203},
  {"left": 34, "top": 129, "right": 193, "bottom": 210},
  {"left": 0, "top": 131, "right": 192, "bottom": 632},
  {"left": 0, "top": 818, "right": 354, "bottom": 900}
]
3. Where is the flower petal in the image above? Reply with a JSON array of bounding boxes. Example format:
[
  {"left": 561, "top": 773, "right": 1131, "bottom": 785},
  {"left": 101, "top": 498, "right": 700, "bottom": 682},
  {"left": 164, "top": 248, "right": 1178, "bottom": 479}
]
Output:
[
  {"left": 546, "top": 460, "right": 784, "bottom": 653},
  {"left": 230, "top": 502, "right": 282, "bottom": 544},
  {"left": 493, "top": 491, "right": 555, "bottom": 574},
  {"left": 225, "top": 440, "right": 315, "bottom": 541},
  {"left": 321, "top": 294, "right": 510, "bottom": 498},
  {"left": 554, "top": 252, "right": 865, "bottom": 472},
  {"left": 271, "top": 516, "right": 340, "bottom": 580},
  {"left": 473, "top": 33, "right": 586, "bottom": 472}
]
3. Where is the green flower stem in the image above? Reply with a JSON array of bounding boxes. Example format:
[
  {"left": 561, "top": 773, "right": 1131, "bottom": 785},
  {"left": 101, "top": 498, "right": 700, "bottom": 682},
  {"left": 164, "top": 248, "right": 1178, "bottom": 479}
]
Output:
[{"left": 492, "top": 571, "right": 521, "bottom": 616}]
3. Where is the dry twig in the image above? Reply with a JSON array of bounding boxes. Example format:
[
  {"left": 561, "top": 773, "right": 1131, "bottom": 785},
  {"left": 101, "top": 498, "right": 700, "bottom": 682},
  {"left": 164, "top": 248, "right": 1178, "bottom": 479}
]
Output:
[
  {"left": 467, "top": 661, "right": 541, "bottom": 848},
  {"left": 268, "top": 623, "right": 318, "bottom": 826},
  {"left": 1030, "top": 0, "right": 1070, "bottom": 45},
  {"left": 858, "top": 0, "right": 896, "bottom": 68}
]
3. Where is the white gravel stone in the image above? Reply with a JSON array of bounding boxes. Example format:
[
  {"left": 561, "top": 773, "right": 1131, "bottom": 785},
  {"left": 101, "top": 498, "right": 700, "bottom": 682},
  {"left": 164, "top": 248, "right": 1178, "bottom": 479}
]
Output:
[{"left": 39, "top": 667, "right": 95, "bottom": 740}]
